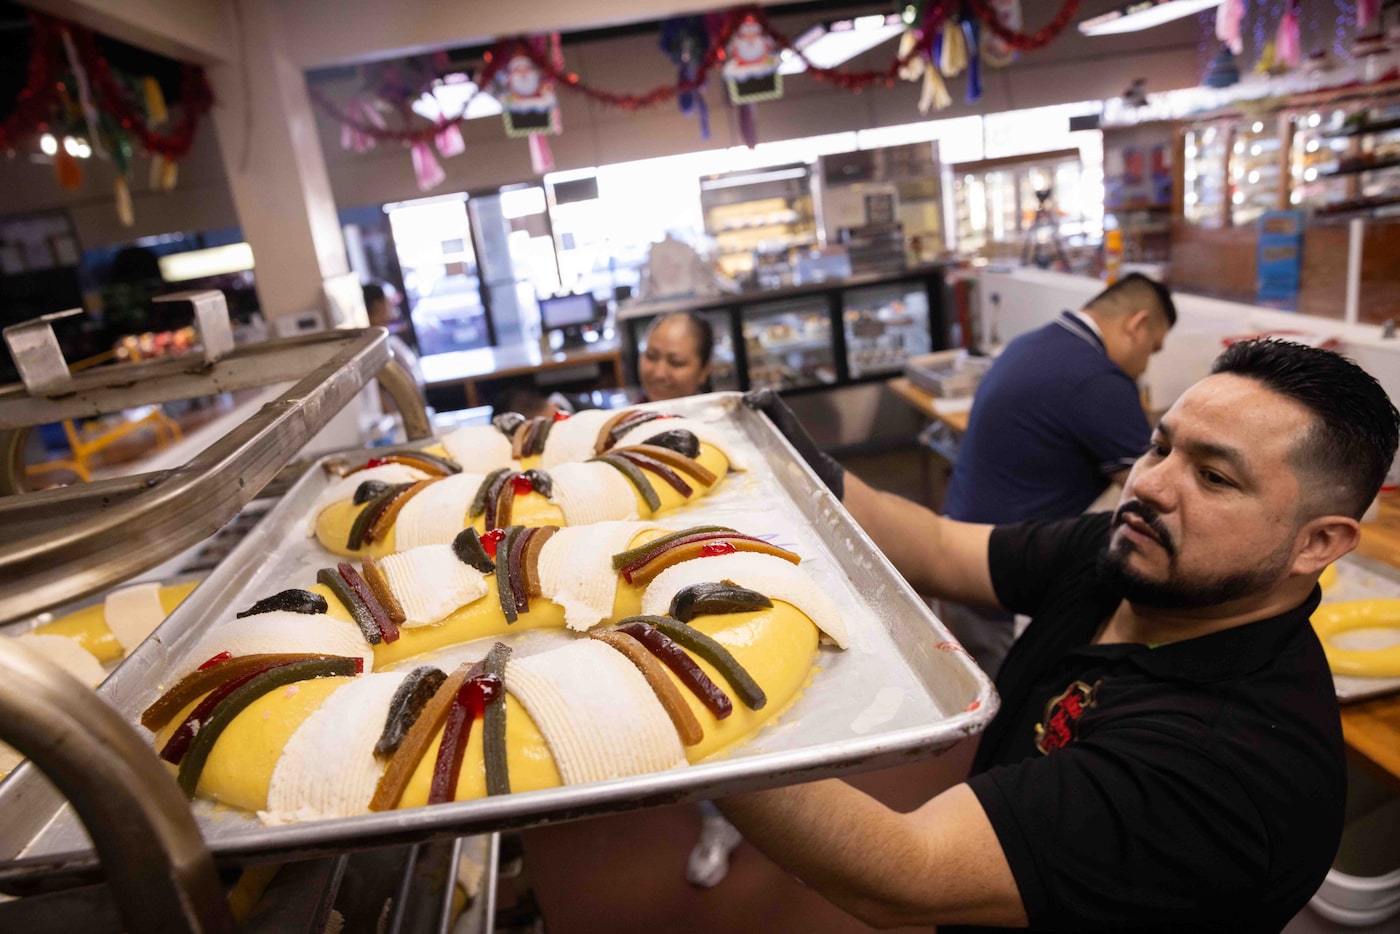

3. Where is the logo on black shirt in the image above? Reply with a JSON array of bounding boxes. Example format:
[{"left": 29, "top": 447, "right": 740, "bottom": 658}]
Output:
[{"left": 1035, "top": 680, "right": 1100, "bottom": 755}]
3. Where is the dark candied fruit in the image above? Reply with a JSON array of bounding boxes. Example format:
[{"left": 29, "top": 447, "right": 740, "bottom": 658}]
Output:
[
  {"left": 592, "top": 454, "right": 661, "bottom": 511},
  {"left": 610, "top": 526, "right": 735, "bottom": 570},
  {"left": 236, "top": 588, "right": 328, "bottom": 619},
  {"left": 522, "top": 468, "right": 552, "bottom": 498},
  {"left": 317, "top": 567, "right": 382, "bottom": 644},
  {"left": 492, "top": 412, "right": 527, "bottom": 437},
  {"left": 667, "top": 581, "right": 772, "bottom": 622},
  {"left": 375, "top": 666, "right": 448, "bottom": 757},
  {"left": 469, "top": 468, "right": 510, "bottom": 519},
  {"left": 642, "top": 429, "right": 700, "bottom": 459},
  {"left": 338, "top": 563, "right": 399, "bottom": 644},
  {"left": 617, "top": 621, "right": 732, "bottom": 719},
  {"left": 652, "top": 618, "right": 767, "bottom": 710},
  {"left": 353, "top": 479, "right": 389, "bottom": 505},
  {"left": 452, "top": 528, "right": 496, "bottom": 573},
  {"left": 483, "top": 643, "right": 512, "bottom": 796}
]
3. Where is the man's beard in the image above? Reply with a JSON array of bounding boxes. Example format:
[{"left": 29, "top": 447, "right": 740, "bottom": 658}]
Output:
[{"left": 1098, "top": 502, "right": 1294, "bottom": 609}]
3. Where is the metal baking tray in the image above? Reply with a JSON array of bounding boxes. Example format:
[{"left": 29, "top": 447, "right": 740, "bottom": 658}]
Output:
[{"left": 0, "top": 391, "right": 997, "bottom": 879}]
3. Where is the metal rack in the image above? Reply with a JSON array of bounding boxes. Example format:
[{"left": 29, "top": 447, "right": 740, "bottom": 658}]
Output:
[{"left": 0, "top": 294, "right": 495, "bottom": 932}]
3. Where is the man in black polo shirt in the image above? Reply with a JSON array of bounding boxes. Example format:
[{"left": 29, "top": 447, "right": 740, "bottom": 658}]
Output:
[{"left": 734, "top": 340, "right": 1399, "bottom": 931}]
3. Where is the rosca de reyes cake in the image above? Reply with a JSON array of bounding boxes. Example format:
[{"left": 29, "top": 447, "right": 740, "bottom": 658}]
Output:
[
  {"left": 139, "top": 522, "right": 848, "bottom": 823},
  {"left": 310, "top": 408, "right": 746, "bottom": 558}
]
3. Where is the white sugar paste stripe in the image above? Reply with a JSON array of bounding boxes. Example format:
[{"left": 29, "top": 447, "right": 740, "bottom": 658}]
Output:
[
  {"left": 536, "top": 521, "right": 659, "bottom": 631},
  {"left": 505, "top": 641, "right": 685, "bottom": 785},
  {"left": 539, "top": 409, "right": 614, "bottom": 469},
  {"left": 379, "top": 544, "right": 488, "bottom": 627},
  {"left": 394, "top": 473, "right": 484, "bottom": 551},
  {"left": 103, "top": 581, "right": 168, "bottom": 654},
  {"left": 440, "top": 426, "right": 515, "bottom": 474},
  {"left": 547, "top": 461, "right": 640, "bottom": 526},
  {"left": 176, "top": 612, "right": 373, "bottom": 679}
]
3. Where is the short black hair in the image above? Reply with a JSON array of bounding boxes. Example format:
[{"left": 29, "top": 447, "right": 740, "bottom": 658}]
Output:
[
  {"left": 1086, "top": 272, "right": 1177, "bottom": 327},
  {"left": 362, "top": 282, "right": 386, "bottom": 307},
  {"left": 1212, "top": 339, "right": 1399, "bottom": 519}
]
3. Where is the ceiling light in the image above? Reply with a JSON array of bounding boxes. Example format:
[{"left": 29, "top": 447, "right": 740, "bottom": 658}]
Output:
[
  {"left": 412, "top": 76, "right": 504, "bottom": 123},
  {"left": 779, "top": 14, "right": 905, "bottom": 75},
  {"left": 159, "top": 243, "right": 255, "bottom": 283},
  {"left": 1079, "top": 0, "right": 1223, "bottom": 37},
  {"left": 39, "top": 133, "right": 56, "bottom": 156}
]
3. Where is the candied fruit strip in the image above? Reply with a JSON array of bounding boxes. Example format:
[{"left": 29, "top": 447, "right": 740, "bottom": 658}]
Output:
[
  {"left": 606, "top": 411, "right": 662, "bottom": 448},
  {"left": 197, "top": 652, "right": 232, "bottom": 671},
  {"left": 483, "top": 643, "right": 512, "bottom": 796},
  {"left": 592, "top": 455, "right": 661, "bottom": 512},
  {"left": 367, "top": 478, "right": 436, "bottom": 543},
  {"left": 613, "top": 443, "right": 717, "bottom": 487},
  {"left": 668, "top": 581, "right": 772, "bottom": 622},
  {"left": 176, "top": 656, "right": 359, "bottom": 797},
  {"left": 374, "top": 666, "right": 447, "bottom": 758},
  {"left": 590, "top": 629, "right": 704, "bottom": 746},
  {"left": 521, "top": 418, "right": 544, "bottom": 458},
  {"left": 317, "top": 567, "right": 381, "bottom": 645},
  {"left": 346, "top": 483, "right": 411, "bottom": 551},
  {"left": 533, "top": 415, "right": 555, "bottom": 457},
  {"left": 469, "top": 468, "right": 511, "bottom": 519},
  {"left": 510, "top": 421, "right": 531, "bottom": 460},
  {"left": 361, "top": 555, "right": 407, "bottom": 626},
  {"left": 143, "top": 652, "right": 326, "bottom": 732},
  {"left": 346, "top": 454, "right": 445, "bottom": 478},
  {"left": 617, "top": 622, "right": 732, "bottom": 720},
  {"left": 650, "top": 618, "right": 768, "bottom": 711},
  {"left": 338, "top": 563, "right": 399, "bottom": 644},
  {"left": 483, "top": 470, "right": 515, "bottom": 529},
  {"left": 493, "top": 412, "right": 526, "bottom": 438},
  {"left": 593, "top": 410, "right": 638, "bottom": 455},
  {"left": 613, "top": 451, "right": 693, "bottom": 498},
  {"left": 428, "top": 673, "right": 503, "bottom": 805},
  {"left": 236, "top": 589, "right": 328, "bottom": 619},
  {"left": 370, "top": 661, "right": 482, "bottom": 811},
  {"left": 522, "top": 526, "right": 558, "bottom": 598},
  {"left": 507, "top": 527, "right": 535, "bottom": 615},
  {"left": 494, "top": 527, "right": 521, "bottom": 624},
  {"left": 391, "top": 449, "right": 462, "bottom": 475},
  {"left": 610, "top": 526, "right": 736, "bottom": 570},
  {"left": 494, "top": 473, "right": 518, "bottom": 530},
  {"left": 620, "top": 533, "right": 792, "bottom": 585},
  {"left": 452, "top": 528, "right": 495, "bottom": 573}
]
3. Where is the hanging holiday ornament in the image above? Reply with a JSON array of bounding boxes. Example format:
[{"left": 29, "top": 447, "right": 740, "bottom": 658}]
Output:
[
  {"left": 1204, "top": 44, "right": 1241, "bottom": 88},
  {"left": 1358, "top": 0, "right": 1381, "bottom": 32},
  {"left": 410, "top": 140, "right": 446, "bottom": 191},
  {"left": 113, "top": 175, "right": 133, "bottom": 227},
  {"left": 660, "top": 16, "right": 712, "bottom": 139},
  {"left": 1274, "top": 0, "right": 1302, "bottom": 71},
  {"left": 1215, "top": 0, "right": 1245, "bottom": 56},
  {"left": 722, "top": 14, "right": 783, "bottom": 104},
  {"left": 980, "top": 0, "right": 1022, "bottom": 67},
  {"left": 498, "top": 50, "right": 560, "bottom": 138},
  {"left": 963, "top": 17, "right": 983, "bottom": 102},
  {"left": 142, "top": 76, "right": 168, "bottom": 126},
  {"left": 939, "top": 17, "right": 968, "bottom": 78}
]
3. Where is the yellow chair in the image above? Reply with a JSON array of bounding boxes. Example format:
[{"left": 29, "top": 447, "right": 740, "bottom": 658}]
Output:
[{"left": 25, "top": 407, "right": 183, "bottom": 487}]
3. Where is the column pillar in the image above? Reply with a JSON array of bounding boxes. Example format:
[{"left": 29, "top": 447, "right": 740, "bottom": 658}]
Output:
[{"left": 205, "top": 0, "right": 360, "bottom": 328}]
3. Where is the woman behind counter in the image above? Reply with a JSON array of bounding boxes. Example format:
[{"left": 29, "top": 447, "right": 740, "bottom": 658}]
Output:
[{"left": 638, "top": 312, "right": 713, "bottom": 403}]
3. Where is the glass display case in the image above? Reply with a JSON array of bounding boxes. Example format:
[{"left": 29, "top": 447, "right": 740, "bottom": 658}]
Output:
[
  {"left": 842, "top": 283, "right": 932, "bottom": 379},
  {"left": 617, "top": 267, "right": 945, "bottom": 396},
  {"left": 1230, "top": 119, "right": 1282, "bottom": 226},
  {"left": 948, "top": 150, "right": 1087, "bottom": 259},
  {"left": 1183, "top": 122, "right": 1229, "bottom": 227},
  {"left": 742, "top": 296, "right": 836, "bottom": 392},
  {"left": 699, "top": 163, "right": 819, "bottom": 281},
  {"left": 1292, "top": 95, "right": 1400, "bottom": 219}
]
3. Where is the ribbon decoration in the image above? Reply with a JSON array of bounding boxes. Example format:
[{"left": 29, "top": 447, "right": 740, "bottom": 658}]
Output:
[
  {"left": 659, "top": 16, "right": 712, "bottom": 138},
  {"left": 1358, "top": 0, "right": 1381, "bottom": 31},
  {"left": 58, "top": 25, "right": 108, "bottom": 160},
  {"left": 1215, "top": 0, "right": 1245, "bottom": 56},
  {"left": 963, "top": 18, "right": 983, "bottom": 103},
  {"left": 1274, "top": 0, "right": 1302, "bottom": 71},
  {"left": 411, "top": 140, "right": 446, "bottom": 191}
]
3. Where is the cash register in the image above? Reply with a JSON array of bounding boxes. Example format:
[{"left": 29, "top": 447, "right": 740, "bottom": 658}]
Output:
[{"left": 539, "top": 292, "right": 600, "bottom": 349}]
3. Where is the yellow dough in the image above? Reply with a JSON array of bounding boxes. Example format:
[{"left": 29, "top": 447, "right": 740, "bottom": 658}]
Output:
[
  {"left": 1312, "top": 599, "right": 1400, "bottom": 678},
  {"left": 315, "top": 443, "right": 730, "bottom": 559},
  {"left": 31, "top": 581, "right": 198, "bottom": 664}
]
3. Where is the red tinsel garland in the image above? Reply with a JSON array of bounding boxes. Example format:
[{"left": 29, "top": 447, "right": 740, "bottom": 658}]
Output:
[
  {"left": 313, "top": 1, "right": 1078, "bottom": 146},
  {"left": 966, "top": 0, "right": 1081, "bottom": 52},
  {"left": 0, "top": 11, "right": 213, "bottom": 160}
]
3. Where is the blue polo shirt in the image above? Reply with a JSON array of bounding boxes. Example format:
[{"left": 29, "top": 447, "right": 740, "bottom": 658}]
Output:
[{"left": 941, "top": 311, "right": 1150, "bottom": 524}]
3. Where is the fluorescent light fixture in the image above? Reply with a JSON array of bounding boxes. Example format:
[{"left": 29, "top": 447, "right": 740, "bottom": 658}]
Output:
[
  {"left": 499, "top": 185, "right": 546, "bottom": 219},
  {"left": 411, "top": 75, "right": 504, "bottom": 123},
  {"left": 779, "top": 13, "right": 905, "bottom": 75},
  {"left": 159, "top": 243, "right": 255, "bottom": 283},
  {"left": 1079, "top": 0, "right": 1222, "bottom": 36},
  {"left": 699, "top": 167, "right": 808, "bottom": 191}
]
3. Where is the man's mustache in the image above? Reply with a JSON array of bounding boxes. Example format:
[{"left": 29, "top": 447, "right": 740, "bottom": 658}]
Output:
[{"left": 1112, "top": 500, "right": 1176, "bottom": 559}]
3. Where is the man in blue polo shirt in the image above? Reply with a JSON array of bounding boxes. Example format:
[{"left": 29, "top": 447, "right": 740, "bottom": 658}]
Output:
[{"left": 941, "top": 273, "right": 1176, "bottom": 674}]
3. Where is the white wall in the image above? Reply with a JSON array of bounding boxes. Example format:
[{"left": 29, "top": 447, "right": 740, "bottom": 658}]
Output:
[{"left": 978, "top": 268, "right": 1400, "bottom": 408}]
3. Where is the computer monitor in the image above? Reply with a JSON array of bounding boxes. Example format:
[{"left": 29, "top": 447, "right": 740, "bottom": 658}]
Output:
[{"left": 539, "top": 293, "right": 598, "bottom": 331}]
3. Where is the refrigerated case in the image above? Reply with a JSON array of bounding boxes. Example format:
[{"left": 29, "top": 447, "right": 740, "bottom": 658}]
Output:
[
  {"left": 618, "top": 266, "right": 944, "bottom": 394},
  {"left": 699, "top": 163, "right": 819, "bottom": 281}
]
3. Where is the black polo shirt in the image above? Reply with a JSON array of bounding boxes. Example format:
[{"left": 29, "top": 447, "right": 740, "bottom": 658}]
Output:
[{"left": 952, "top": 512, "right": 1345, "bottom": 934}]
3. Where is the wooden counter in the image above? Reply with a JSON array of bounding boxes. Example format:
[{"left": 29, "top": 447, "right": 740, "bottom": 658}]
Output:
[{"left": 887, "top": 377, "right": 970, "bottom": 434}]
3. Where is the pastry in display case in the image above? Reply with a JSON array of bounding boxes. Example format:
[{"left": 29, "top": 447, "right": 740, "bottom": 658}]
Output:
[
  {"left": 1230, "top": 119, "right": 1282, "bottom": 226},
  {"left": 700, "top": 163, "right": 819, "bottom": 280},
  {"left": 741, "top": 299, "right": 835, "bottom": 391},
  {"left": 1295, "top": 95, "right": 1400, "bottom": 218},
  {"left": 1183, "top": 122, "right": 1229, "bottom": 227},
  {"left": 842, "top": 284, "right": 932, "bottom": 379}
]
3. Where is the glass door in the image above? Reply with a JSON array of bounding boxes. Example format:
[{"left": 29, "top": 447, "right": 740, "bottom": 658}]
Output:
[
  {"left": 387, "top": 195, "right": 489, "bottom": 356},
  {"left": 468, "top": 184, "right": 561, "bottom": 348}
]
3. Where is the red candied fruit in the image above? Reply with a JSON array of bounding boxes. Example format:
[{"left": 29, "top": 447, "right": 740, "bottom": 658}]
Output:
[
  {"left": 480, "top": 528, "right": 507, "bottom": 557},
  {"left": 552, "top": 410, "right": 570, "bottom": 421},
  {"left": 701, "top": 541, "right": 737, "bottom": 557},
  {"left": 196, "top": 651, "right": 232, "bottom": 671},
  {"left": 362, "top": 457, "right": 389, "bottom": 469},
  {"left": 511, "top": 474, "right": 534, "bottom": 496}
]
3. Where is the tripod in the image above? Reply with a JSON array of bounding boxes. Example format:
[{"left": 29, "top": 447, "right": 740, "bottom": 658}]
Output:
[{"left": 1021, "top": 186, "right": 1070, "bottom": 271}]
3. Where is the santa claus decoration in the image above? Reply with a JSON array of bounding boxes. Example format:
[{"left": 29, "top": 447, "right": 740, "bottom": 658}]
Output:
[
  {"left": 498, "top": 52, "right": 559, "bottom": 137},
  {"left": 722, "top": 15, "right": 783, "bottom": 104}
]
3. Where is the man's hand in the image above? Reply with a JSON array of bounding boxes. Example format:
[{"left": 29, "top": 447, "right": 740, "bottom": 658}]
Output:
[{"left": 742, "top": 389, "right": 845, "bottom": 498}]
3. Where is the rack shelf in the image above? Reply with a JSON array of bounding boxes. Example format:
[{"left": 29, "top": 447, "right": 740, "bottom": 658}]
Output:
[{"left": 1320, "top": 156, "right": 1400, "bottom": 178}]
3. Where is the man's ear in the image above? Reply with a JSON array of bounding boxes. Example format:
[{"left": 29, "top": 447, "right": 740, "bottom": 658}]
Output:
[
  {"left": 1125, "top": 308, "right": 1153, "bottom": 339},
  {"left": 1291, "top": 515, "right": 1361, "bottom": 577}
]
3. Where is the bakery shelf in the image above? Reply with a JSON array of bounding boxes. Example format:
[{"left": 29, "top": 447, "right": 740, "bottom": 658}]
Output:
[{"left": 1320, "top": 156, "right": 1400, "bottom": 178}]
